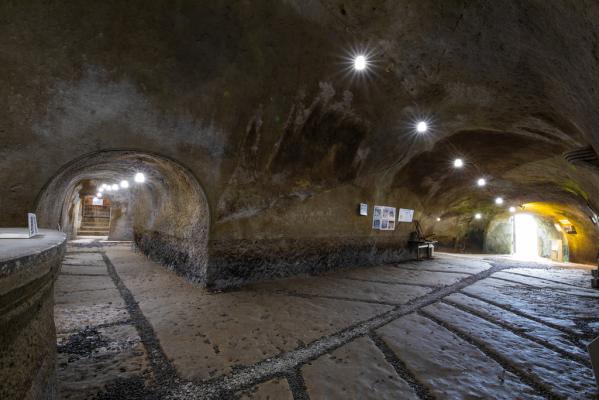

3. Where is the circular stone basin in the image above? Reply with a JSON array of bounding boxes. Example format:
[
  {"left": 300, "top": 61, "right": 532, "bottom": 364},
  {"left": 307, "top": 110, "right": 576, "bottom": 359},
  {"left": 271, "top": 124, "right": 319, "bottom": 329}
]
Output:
[
  {"left": 0, "top": 228, "right": 66, "bottom": 263},
  {"left": 0, "top": 228, "right": 66, "bottom": 400}
]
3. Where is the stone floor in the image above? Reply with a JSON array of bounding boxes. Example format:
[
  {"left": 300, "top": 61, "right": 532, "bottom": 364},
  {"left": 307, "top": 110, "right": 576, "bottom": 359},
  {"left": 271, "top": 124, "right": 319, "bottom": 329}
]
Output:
[{"left": 55, "top": 242, "right": 599, "bottom": 399}]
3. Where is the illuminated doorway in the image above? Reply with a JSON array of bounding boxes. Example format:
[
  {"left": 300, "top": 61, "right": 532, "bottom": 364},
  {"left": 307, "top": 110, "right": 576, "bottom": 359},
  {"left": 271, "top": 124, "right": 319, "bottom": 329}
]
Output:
[{"left": 514, "top": 213, "right": 538, "bottom": 258}]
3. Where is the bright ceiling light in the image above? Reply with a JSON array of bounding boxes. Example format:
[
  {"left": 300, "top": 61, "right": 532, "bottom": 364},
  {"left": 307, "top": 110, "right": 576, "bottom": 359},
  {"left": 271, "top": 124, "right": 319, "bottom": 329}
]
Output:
[
  {"left": 134, "top": 172, "right": 145, "bottom": 183},
  {"left": 105, "top": 186, "right": 112, "bottom": 192},
  {"left": 477, "top": 178, "right": 486, "bottom": 187},
  {"left": 96, "top": 192, "right": 102, "bottom": 198},
  {"left": 453, "top": 158, "right": 464, "bottom": 168},
  {"left": 509, "top": 206, "right": 516, "bottom": 213},
  {"left": 111, "top": 184, "right": 119, "bottom": 191},
  {"left": 495, "top": 197, "right": 504, "bottom": 205},
  {"left": 475, "top": 213, "right": 482, "bottom": 220},
  {"left": 99, "top": 187, "right": 104, "bottom": 193},
  {"left": 354, "top": 55, "right": 367, "bottom": 71},
  {"left": 436, "top": 217, "right": 441, "bottom": 222},
  {"left": 120, "top": 180, "right": 129, "bottom": 188},
  {"left": 416, "top": 121, "right": 428, "bottom": 133}
]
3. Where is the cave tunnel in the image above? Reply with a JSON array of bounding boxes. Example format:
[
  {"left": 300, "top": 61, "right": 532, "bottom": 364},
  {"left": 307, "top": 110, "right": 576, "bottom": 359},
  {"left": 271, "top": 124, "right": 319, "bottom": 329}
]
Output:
[
  {"left": 35, "top": 150, "right": 210, "bottom": 281},
  {"left": 1, "top": 1, "right": 599, "bottom": 399}
]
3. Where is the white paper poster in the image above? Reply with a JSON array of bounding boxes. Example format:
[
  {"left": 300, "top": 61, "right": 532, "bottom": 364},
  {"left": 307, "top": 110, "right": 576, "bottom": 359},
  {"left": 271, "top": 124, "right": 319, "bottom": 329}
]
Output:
[
  {"left": 373, "top": 206, "right": 396, "bottom": 230},
  {"left": 359, "top": 203, "right": 368, "bottom": 216},
  {"left": 398, "top": 208, "right": 414, "bottom": 223}
]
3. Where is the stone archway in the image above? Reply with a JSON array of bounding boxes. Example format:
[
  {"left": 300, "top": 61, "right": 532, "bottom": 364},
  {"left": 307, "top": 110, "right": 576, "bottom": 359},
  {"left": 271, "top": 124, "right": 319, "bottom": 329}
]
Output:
[{"left": 35, "top": 149, "right": 211, "bottom": 282}]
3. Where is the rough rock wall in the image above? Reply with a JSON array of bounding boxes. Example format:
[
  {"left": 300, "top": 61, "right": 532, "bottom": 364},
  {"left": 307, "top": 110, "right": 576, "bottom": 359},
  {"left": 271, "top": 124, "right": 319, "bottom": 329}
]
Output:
[
  {"left": 207, "top": 237, "right": 411, "bottom": 288},
  {"left": 484, "top": 218, "right": 513, "bottom": 255},
  {"left": 3, "top": 1, "right": 599, "bottom": 283}
]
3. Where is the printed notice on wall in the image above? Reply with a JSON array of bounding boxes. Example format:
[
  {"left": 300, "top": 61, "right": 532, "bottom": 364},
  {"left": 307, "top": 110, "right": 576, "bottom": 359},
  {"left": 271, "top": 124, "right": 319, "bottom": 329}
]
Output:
[
  {"left": 398, "top": 208, "right": 414, "bottom": 223},
  {"left": 360, "top": 203, "right": 368, "bottom": 216},
  {"left": 373, "top": 206, "right": 396, "bottom": 230},
  {"left": 92, "top": 197, "right": 104, "bottom": 206}
]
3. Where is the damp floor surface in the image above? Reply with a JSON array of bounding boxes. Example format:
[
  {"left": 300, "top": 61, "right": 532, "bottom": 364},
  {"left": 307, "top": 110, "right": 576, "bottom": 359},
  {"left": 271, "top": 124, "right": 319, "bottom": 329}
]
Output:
[{"left": 55, "top": 242, "right": 599, "bottom": 399}]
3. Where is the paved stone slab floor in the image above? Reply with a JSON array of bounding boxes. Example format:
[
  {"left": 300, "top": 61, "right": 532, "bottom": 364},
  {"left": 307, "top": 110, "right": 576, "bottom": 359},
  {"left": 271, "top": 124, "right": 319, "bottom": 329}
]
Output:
[{"left": 55, "top": 242, "right": 599, "bottom": 399}]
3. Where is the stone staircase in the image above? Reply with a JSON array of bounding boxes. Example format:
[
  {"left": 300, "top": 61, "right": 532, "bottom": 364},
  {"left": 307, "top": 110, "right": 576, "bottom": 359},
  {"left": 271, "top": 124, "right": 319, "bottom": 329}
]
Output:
[{"left": 78, "top": 205, "right": 111, "bottom": 236}]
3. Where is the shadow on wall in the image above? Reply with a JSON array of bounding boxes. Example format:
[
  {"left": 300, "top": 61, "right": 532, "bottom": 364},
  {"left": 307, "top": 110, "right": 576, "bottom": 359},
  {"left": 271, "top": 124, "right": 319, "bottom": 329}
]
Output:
[
  {"left": 434, "top": 215, "right": 487, "bottom": 254},
  {"left": 35, "top": 149, "right": 211, "bottom": 282},
  {"left": 485, "top": 217, "right": 513, "bottom": 255}
]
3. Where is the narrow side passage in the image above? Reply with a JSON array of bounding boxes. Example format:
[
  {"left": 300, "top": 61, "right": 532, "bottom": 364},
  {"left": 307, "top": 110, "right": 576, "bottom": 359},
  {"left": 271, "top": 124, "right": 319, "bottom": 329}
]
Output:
[
  {"left": 36, "top": 150, "right": 210, "bottom": 282},
  {"left": 55, "top": 244, "right": 599, "bottom": 399}
]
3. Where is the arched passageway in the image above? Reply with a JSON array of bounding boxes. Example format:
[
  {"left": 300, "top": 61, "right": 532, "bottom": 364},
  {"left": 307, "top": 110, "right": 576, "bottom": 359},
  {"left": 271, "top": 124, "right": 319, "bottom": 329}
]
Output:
[{"left": 35, "top": 150, "right": 210, "bottom": 282}]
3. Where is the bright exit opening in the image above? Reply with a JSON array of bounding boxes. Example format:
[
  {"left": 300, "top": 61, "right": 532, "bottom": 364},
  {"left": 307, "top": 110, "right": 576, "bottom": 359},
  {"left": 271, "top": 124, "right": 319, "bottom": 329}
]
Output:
[{"left": 513, "top": 213, "right": 538, "bottom": 258}]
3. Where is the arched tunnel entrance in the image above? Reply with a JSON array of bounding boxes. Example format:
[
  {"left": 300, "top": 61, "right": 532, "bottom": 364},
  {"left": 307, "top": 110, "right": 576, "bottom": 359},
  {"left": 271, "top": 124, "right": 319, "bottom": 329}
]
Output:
[
  {"left": 482, "top": 201, "right": 599, "bottom": 264},
  {"left": 35, "top": 150, "right": 210, "bottom": 282}
]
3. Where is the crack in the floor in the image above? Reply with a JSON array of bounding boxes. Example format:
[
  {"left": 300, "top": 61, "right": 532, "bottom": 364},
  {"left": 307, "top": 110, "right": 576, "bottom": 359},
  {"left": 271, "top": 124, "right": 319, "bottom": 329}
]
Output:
[
  {"left": 56, "top": 287, "right": 116, "bottom": 294},
  {"left": 458, "top": 291, "right": 588, "bottom": 339},
  {"left": 486, "top": 275, "right": 545, "bottom": 287},
  {"left": 61, "top": 262, "right": 106, "bottom": 267},
  {"left": 503, "top": 270, "right": 594, "bottom": 290},
  {"left": 339, "top": 276, "right": 438, "bottom": 289},
  {"left": 419, "top": 310, "right": 564, "bottom": 400},
  {"left": 368, "top": 332, "right": 435, "bottom": 400},
  {"left": 389, "top": 265, "right": 474, "bottom": 275},
  {"left": 440, "top": 299, "right": 591, "bottom": 367},
  {"left": 262, "top": 289, "right": 400, "bottom": 306}
]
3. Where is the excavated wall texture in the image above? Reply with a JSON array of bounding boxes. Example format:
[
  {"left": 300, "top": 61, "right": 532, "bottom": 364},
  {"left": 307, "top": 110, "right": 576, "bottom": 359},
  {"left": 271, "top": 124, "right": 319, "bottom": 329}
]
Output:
[{"left": 2, "top": 1, "right": 599, "bottom": 286}]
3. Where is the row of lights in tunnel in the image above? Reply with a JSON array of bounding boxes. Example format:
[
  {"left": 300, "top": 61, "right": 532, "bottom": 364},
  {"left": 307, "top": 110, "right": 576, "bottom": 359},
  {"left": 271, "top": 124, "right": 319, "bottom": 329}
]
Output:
[
  {"left": 351, "top": 54, "right": 519, "bottom": 223},
  {"left": 94, "top": 172, "right": 145, "bottom": 199}
]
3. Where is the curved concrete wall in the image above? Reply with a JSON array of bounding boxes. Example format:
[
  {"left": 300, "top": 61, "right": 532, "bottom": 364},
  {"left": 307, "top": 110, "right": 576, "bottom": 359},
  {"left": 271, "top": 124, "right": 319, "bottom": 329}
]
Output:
[{"left": 0, "top": 230, "right": 66, "bottom": 400}]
